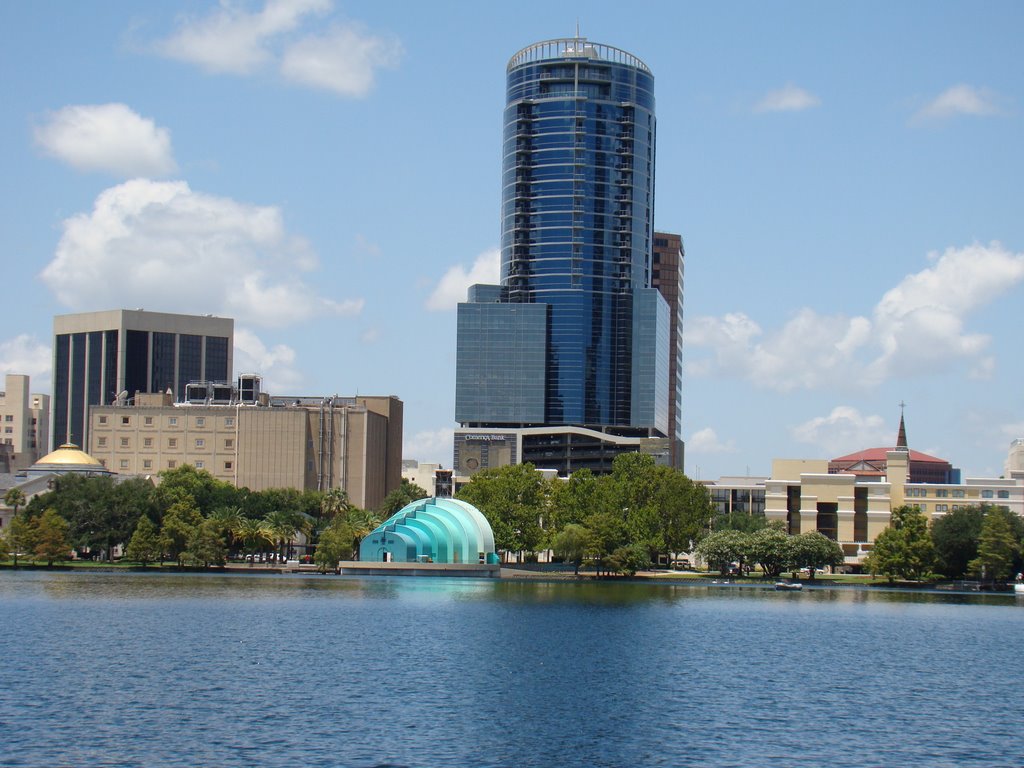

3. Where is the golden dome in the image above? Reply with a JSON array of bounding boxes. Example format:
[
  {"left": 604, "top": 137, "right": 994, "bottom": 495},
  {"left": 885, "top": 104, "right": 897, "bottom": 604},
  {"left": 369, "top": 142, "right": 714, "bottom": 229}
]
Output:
[{"left": 35, "top": 443, "right": 104, "bottom": 467}]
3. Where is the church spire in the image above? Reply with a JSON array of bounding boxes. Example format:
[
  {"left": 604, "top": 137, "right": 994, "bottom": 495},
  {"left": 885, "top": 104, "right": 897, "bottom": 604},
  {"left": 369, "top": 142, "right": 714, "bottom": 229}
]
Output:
[{"left": 896, "top": 400, "right": 908, "bottom": 449}]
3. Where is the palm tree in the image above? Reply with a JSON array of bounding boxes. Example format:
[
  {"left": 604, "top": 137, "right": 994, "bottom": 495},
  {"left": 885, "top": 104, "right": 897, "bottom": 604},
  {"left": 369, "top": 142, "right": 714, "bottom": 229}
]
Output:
[
  {"left": 320, "top": 488, "right": 351, "bottom": 523},
  {"left": 209, "top": 507, "right": 243, "bottom": 557},
  {"left": 3, "top": 487, "right": 26, "bottom": 517},
  {"left": 346, "top": 508, "right": 382, "bottom": 560},
  {"left": 263, "top": 510, "right": 300, "bottom": 562},
  {"left": 233, "top": 517, "right": 273, "bottom": 565}
]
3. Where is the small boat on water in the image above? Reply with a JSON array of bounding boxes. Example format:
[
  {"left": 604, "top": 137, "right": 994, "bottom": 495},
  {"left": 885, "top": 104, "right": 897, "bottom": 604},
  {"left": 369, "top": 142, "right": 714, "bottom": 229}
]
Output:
[
  {"left": 775, "top": 582, "right": 803, "bottom": 591},
  {"left": 1015, "top": 582, "right": 1024, "bottom": 595}
]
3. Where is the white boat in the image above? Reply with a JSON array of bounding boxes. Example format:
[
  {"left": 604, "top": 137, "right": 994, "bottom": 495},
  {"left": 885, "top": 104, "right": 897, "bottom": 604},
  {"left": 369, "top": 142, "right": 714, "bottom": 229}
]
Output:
[{"left": 1014, "top": 582, "right": 1024, "bottom": 595}]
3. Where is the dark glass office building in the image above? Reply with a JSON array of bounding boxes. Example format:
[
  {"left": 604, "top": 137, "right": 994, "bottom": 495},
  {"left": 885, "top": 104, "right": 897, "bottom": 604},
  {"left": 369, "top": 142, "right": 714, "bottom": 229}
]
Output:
[
  {"left": 455, "top": 38, "right": 672, "bottom": 474},
  {"left": 52, "top": 310, "right": 233, "bottom": 450}
]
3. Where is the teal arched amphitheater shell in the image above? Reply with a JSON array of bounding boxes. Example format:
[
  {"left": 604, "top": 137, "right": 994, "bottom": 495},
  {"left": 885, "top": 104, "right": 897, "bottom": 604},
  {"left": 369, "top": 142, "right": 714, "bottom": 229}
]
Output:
[{"left": 359, "top": 498, "right": 496, "bottom": 564}]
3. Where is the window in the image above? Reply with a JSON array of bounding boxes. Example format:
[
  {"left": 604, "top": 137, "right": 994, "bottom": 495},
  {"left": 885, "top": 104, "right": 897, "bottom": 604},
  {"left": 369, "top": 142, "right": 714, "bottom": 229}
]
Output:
[
  {"left": 143, "top": 460, "right": 152, "bottom": 469},
  {"left": 119, "top": 459, "right": 129, "bottom": 469},
  {"left": 195, "top": 461, "right": 204, "bottom": 469},
  {"left": 196, "top": 438, "right": 205, "bottom": 448},
  {"left": 121, "top": 416, "right": 130, "bottom": 425},
  {"left": 168, "top": 460, "right": 176, "bottom": 469},
  {"left": 4, "top": 415, "right": 12, "bottom": 421},
  {"left": 3, "top": 427, "right": 11, "bottom": 434},
  {"left": 953, "top": 490, "right": 965, "bottom": 498},
  {"left": 936, "top": 489, "right": 948, "bottom": 498},
  {"left": 224, "top": 461, "right": 233, "bottom": 470},
  {"left": 98, "top": 437, "right": 107, "bottom": 447},
  {"left": 225, "top": 439, "right": 234, "bottom": 448},
  {"left": 144, "top": 416, "right": 153, "bottom": 426},
  {"left": 936, "top": 504, "right": 948, "bottom": 512},
  {"left": 196, "top": 417, "right": 205, "bottom": 427},
  {"left": 169, "top": 416, "right": 178, "bottom": 426},
  {"left": 120, "top": 438, "right": 129, "bottom": 448},
  {"left": 144, "top": 438, "right": 153, "bottom": 448},
  {"left": 168, "top": 438, "right": 177, "bottom": 448},
  {"left": 982, "top": 490, "right": 994, "bottom": 499},
  {"left": 225, "top": 417, "right": 234, "bottom": 427},
  {"left": 997, "top": 490, "right": 1010, "bottom": 499}
]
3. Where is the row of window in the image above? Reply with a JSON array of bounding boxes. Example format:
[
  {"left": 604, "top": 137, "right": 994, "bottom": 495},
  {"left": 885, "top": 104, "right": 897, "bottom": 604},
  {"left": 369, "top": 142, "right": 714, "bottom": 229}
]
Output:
[
  {"left": 97, "top": 436, "right": 234, "bottom": 449},
  {"left": 107, "top": 458, "right": 234, "bottom": 472},
  {"left": 905, "top": 487, "right": 1010, "bottom": 499},
  {"left": 915, "top": 503, "right": 1005, "bottom": 513},
  {"left": 96, "top": 414, "right": 235, "bottom": 428}
]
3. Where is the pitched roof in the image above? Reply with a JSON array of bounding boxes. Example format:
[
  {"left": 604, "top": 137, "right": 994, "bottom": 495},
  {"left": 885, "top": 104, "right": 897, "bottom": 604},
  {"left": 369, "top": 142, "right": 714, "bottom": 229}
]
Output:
[{"left": 830, "top": 447, "right": 949, "bottom": 465}]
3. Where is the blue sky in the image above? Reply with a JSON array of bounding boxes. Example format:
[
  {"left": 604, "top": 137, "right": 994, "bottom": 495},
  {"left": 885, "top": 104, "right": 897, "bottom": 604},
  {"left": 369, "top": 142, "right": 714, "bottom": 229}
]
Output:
[{"left": 2, "top": 1, "right": 1022, "bottom": 480}]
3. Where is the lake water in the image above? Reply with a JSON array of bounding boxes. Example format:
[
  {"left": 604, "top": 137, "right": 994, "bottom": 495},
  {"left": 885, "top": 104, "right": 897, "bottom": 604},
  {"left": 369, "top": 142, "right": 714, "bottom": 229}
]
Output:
[{"left": 1, "top": 571, "right": 1022, "bottom": 767}]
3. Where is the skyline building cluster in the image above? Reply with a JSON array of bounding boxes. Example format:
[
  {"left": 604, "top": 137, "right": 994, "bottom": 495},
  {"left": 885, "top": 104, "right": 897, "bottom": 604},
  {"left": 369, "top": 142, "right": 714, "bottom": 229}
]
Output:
[{"left": 454, "top": 37, "right": 683, "bottom": 477}]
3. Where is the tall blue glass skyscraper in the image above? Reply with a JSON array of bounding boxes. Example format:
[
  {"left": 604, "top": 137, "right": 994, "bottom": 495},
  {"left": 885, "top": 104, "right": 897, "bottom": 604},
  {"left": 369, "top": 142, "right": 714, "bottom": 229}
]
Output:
[{"left": 456, "top": 38, "right": 671, "bottom": 474}]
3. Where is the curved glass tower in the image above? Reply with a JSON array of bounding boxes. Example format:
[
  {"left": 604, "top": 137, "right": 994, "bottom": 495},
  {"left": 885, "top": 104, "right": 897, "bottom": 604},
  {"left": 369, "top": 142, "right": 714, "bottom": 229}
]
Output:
[
  {"left": 501, "top": 38, "right": 656, "bottom": 426},
  {"left": 455, "top": 37, "right": 670, "bottom": 475}
]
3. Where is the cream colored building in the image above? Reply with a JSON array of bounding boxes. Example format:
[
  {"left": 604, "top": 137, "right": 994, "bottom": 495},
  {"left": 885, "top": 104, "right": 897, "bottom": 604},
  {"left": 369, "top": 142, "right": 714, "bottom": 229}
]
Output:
[
  {"left": 762, "top": 449, "right": 1024, "bottom": 565},
  {"left": 88, "top": 391, "right": 403, "bottom": 511},
  {"left": 0, "top": 374, "right": 50, "bottom": 473}
]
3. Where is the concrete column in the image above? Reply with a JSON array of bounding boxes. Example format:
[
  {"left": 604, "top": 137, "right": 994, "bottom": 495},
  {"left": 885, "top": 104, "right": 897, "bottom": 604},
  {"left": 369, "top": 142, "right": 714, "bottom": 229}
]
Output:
[
  {"left": 837, "top": 509, "right": 855, "bottom": 543},
  {"left": 866, "top": 510, "right": 891, "bottom": 543}
]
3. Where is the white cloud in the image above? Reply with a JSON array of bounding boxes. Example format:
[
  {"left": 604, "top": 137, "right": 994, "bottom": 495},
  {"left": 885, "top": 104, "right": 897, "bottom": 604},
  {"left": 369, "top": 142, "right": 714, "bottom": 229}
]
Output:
[
  {"left": 155, "top": 0, "right": 399, "bottom": 97},
  {"left": 233, "top": 327, "right": 303, "bottom": 392},
  {"left": 34, "top": 103, "right": 176, "bottom": 177},
  {"left": 0, "top": 335, "right": 53, "bottom": 394},
  {"left": 40, "top": 179, "right": 362, "bottom": 329},
  {"left": 791, "top": 406, "right": 891, "bottom": 456},
  {"left": 868, "top": 242, "right": 1024, "bottom": 380},
  {"left": 280, "top": 24, "right": 402, "bottom": 96},
  {"left": 916, "top": 84, "right": 1000, "bottom": 120},
  {"left": 426, "top": 248, "right": 501, "bottom": 311},
  {"left": 686, "top": 242, "right": 1024, "bottom": 391},
  {"left": 403, "top": 427, "right": 454, "bottom": 465},
  {"left": 753, "top": 83, "right": 820, "bottom": 113},
  {"left": 156, "top": 0, "right": 330, "bottom": 74},
  {"left": 360, "top": 327, "right": 382, "bottom": 344},
  {"left": 686, "top": 427, "right": 735, "bottom": 454}
]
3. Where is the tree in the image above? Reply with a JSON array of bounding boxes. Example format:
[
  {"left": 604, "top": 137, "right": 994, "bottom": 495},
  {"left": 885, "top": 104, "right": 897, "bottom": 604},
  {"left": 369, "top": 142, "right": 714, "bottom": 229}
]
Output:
[
  {"left": 208, "top": 506, "right": 243, "bottom": 557},
  {"left": 713, "top": 510, "right": 767, "bottom": 534},
  {"left": 968, "top": 507, "right": 1020, "bottom": 582},
  {"left": 160, "top": 501, "right": 203, "bottom": 566},
  {"left": 547, "top": 469, "right": 603, "bottom": 532},
  {"left": 4, "top": 487, "right": 26, "bottom": 517},
  {"left": 184, "top": 520, "right": 227, "bottom": 568},
  {"left": 695, "top": 529, "right": 751, "bottom": 575},
  {"left": 4, "top": 513, "right": 38, "bottom": 566},
  {"left": 153, "top": 464, "right": 241, "bottom": 517},
  {"left": 34, "top": 509, "right": 70, "bottom": 566},
  {"left": 314, "top": 517, "right": 356, "bottom": 572},
  {"left": 863, "top": 506, "right": 934, "bottom": 582},
  {"left": 606, "top": 542, "right": 651, "bottom": 576},
  {"left": 379, "top": 479, "right": 428, "bottom": 517},
  {"left": 654, "top": 471, "right": 715, "bottom": 559},
  {"left": 748, "top": 523, "right": 791, "bottom": 578},
  {"left": 583, "top": 510, "right": 629, "bottom": 576},
  {"left": 456, "top": 463, "right": 548, "bottom": 560},
  {"left": 551, "top": 523, "right": 595, "bottom": 575},
  {"left": 234, "top": 516, "right": 273, "bottom": 564},
  {"left": 789, "top": 531, "right": 844, "bottom": 580},
  {"left": 263, "top": 510, "right": 303, "bottom": 562},
  {"left": 125, "top": 515, "right": 163, "bottom": 566},
  {"left": 931, "top": 505, "right": 984, "bottom": 579}
]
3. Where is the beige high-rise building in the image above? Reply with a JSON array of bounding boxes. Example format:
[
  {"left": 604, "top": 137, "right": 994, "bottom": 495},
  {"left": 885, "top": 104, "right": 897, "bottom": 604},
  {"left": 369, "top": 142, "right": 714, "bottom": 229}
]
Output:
[
  {"left": 88, "top": 388, "right": 402, "bottom": 511},
  {"left": 0, "top": 374, "right": 50, "bottom": 473}
]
